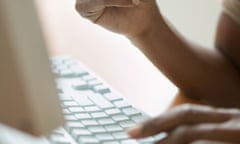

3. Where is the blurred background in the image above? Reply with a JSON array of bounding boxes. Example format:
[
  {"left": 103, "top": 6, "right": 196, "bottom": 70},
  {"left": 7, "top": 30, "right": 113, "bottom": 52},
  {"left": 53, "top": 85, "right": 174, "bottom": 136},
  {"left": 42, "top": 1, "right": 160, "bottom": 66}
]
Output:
[{"left": 35, "top": 0, "right": 222, "bottom": 116}]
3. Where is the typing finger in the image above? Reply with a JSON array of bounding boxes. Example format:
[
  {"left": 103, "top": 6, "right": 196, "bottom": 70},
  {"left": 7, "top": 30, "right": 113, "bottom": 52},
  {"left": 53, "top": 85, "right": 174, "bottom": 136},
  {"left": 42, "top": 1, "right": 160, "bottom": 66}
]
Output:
[
  {"left": 155, "top": 123, "right": 240, "bottom": 144},
  {"left": 128, "top": 104, "right": 234, "bottom": 139}
]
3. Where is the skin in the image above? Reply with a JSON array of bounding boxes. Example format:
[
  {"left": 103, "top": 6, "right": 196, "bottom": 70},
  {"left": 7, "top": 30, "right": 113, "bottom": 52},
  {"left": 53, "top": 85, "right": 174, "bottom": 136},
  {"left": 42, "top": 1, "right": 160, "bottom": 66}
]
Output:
[
  {"left": 75, "top": 0, "right": 240, "bottom": 107},
  {"left": 75, "top": 0, "right": 240, "bottom": 143},
  {"left": 128, "top": 104, "right": 240, "bottom": 144}
]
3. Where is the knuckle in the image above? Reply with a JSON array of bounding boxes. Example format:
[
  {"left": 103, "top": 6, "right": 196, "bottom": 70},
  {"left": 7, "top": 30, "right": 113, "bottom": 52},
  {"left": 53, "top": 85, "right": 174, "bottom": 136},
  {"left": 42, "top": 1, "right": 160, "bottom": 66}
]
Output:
[
  {"left": 171, "top": 126, "right": 190, "bottom": 143},
  {"left": 174, "top": 126, "right": 189, "bottom": 136},
  {"left": 142, "top": 119, "right": 159, "bottom": 131},
  {"left": 178, "top": 104, "right": 194, "bottom": 112},
  {"left": 176, "top": 104, "right": 212, "bottom": 119},
  {"left": 217, "top": 108, "right": 240, "bottom": 117},
  {"left": 140, "top": 117, "right": 165, "bottom": 135},
  {"left": 178, "top": 104, "right": 195, "bottom": 117},
  {"left": 228, "top": 108, "right": 240, "bottom": 117}
]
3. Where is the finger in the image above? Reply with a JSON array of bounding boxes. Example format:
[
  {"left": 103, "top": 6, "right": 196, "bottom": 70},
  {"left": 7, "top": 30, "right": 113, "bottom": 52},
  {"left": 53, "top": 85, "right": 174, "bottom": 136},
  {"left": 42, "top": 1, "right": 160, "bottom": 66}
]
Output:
[
  {"left": 76, "top": 0, "right": 105, "bottom": 14},
  {"left": 104, "top": 0, "right": 140, "bottom": 7},
  {"left": 155, "top": 123, "right": 240, "bottom": 144},
  {"left": 128, "top": 104, "right": 235, "bottom": 139},
  {"left": 76, "top": 0, "right": 139, "bottom": 22},
  {"left": 76, "top": 0, "right": 138, "bottom": 12},
  {"left": 78, "top": 10, "right": 100, "bottom": 19}
]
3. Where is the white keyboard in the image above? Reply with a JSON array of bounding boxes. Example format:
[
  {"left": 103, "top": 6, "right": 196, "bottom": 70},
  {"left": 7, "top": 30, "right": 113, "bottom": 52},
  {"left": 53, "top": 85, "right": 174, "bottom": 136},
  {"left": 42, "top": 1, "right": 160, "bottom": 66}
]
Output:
[{"left": 48, "top": 56, "right": 165, "bottom": 144}]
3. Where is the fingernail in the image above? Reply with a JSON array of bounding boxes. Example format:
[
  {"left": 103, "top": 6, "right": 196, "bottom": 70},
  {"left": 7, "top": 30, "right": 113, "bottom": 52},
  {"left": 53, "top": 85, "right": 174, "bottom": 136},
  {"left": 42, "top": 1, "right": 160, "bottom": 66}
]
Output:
[
  {"left": 127, "top": 124, "right": 143, "bottom": 138},
  {"left": 132, "top": 0, "right": 140, "bottom": 5}
]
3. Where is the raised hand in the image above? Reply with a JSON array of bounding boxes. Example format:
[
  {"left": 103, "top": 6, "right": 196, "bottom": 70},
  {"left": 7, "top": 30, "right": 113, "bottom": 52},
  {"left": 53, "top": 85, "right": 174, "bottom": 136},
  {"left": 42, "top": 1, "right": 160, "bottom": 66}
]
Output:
[{"left": 75, "top": 0, "right": 162, "bottom": 36}]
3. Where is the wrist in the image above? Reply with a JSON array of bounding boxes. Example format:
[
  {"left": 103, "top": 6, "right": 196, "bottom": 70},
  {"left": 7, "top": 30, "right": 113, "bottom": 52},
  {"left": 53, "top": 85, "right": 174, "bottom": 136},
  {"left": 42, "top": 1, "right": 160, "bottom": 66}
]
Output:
[
  {"left": 127, "top": 13, "right": 167, "bottom": 48},
  {"left": 127, "top": 2, "right": 165, "bottom": 38}
]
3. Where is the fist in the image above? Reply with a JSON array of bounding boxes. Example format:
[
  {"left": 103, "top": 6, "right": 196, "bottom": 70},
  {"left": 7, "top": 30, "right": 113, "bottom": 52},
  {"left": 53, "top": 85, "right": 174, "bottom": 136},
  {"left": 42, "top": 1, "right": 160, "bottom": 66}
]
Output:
[{"left": 75, "top": 0, "right": 162, "bottom": 36}]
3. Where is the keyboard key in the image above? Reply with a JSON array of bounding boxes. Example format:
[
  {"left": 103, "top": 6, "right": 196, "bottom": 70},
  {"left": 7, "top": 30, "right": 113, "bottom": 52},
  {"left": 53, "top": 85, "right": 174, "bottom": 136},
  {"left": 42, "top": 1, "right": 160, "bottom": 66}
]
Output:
[
  {"left": 102, "top": 142, "right": 120, "bottom": 144},
  {"left": 75, "top": 113, "right": 91, "bottom": 119},
  {"left": 51, "top": 57, "right": 63, "bottom": 66},
  {"left": 88, "top": 93, "right": 114, "bottom": 109},
  {"left": 81, "top": 120, "right": 99, "bottom": 126},
  {"left": 57, "top": 87, "right": 64, "bottom": 93},
  {"left": 63, "top": 58, "right": 78, "bottom": 66},
  {"left": 68, "top": 107, "right": 84, "bottom": 113},
  {"left": 65, "top": 122, "right": 85, "bottom": 132},
  {"left": 62, "top": 101, "right": 79, "bottom": 107},
  {"left": 66, "top": 121, "right": 84, "bottom": 128},
  {"left": 50, "top": 128, "right": 68, "bottom": 144},
  {"left": 62, "top": 108, "right": 71, "bottom": 115},
  {"left": 78, "top": 136, "right": 100, "bottom": 143},
  {"left": 98, "top": 118, "right": 115, "bottom": 125},
  {"left": 121, "top": 139, "right": 138, "bottom": 144},
  {"left": 105, "top": 109, "right": 121, "bottom": 115},
  {"left": 56, "top": 79, "right": 71, "bottom": 91},
  {"left": 71, "top": 67, "right": 89, "bottom": 77},
  {"left": 112, "top": 132, "right": 129, "bottom": 139},
  {"left": 56, "top": 63, "right": 68, "bottom": 70},
  {"left": 59, "top": 69, "right": 74, "bottom": 78},
  {"left": 73, "top": 93, "right": 94, "bottom": 106},
  {"left": 88, "top": 126, "right": 106, "bottom": 133},
  {"left": 58, "top": 94, "right": 72, "bottom": 101},
  {"left": 88, "top": 79, "right": 102, "bottom": 87},
  {"left": 95, "top": 133, "right": 114, "bottom": 141},
  {"left": 122, "top": 108, "right": 141, "bottom": 116},
  {"left": 119, "top": 120, "right": 136, "bottom": 128},
  {"left": 104, "top": 93, "right": 123, "bottom": 101},
  {"left": 52, "top": 128, "right": 66, "bottom": 136},
  {"left": 64, "top": 115, "right": 78, "bottom": 121},
  {"left": 112, "top": 115, "right": 129, "bottom": 122},
  {"left": 52, "top": 56, "right": 70, "bottom": 63},
  {"left": 84, "top": 106, "right": 100, "bottom": 112},
  {"left": 49, "top": 135, "right": 71, "bottom": 144},
  {"left": 94, "top": 85, "right": 111, "bottom": 94},
  {"left": 71, "top": 129, "right": 92, "bottom": 139},
  {"left": 91, "top": 112, "right": 108, "bottom": 119},
  {"left": 82, "top": 75, "right": 96, "bottom": 81},
  {"left": 114, "top": 100, "right": 131, "bottom": 109},
  {"left": 131, "top": 115, "right": 149, "bottom": 123},
  {"left": 72, "top": 80, "right": 89, "bottom": 90},
  {"left": 105, "top": 125, "right": 123, "bottom": 132}
]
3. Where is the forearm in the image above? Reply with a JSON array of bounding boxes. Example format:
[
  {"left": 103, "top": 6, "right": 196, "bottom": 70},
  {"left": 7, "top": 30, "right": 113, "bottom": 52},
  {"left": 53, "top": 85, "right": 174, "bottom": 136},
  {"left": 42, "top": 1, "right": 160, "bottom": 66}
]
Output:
[{"left": 128, "top": 14, "right": 240, "bottom": 107}]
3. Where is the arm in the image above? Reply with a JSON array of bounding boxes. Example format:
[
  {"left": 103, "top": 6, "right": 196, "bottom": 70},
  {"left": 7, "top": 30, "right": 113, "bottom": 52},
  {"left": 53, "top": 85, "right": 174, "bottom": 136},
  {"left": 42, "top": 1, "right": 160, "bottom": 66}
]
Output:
[
  {"left": 128, "top": 12, "right": 240, "bottom": 108},
  {"left": 75, "top": 0, "right": 240, "bottom": 107}
]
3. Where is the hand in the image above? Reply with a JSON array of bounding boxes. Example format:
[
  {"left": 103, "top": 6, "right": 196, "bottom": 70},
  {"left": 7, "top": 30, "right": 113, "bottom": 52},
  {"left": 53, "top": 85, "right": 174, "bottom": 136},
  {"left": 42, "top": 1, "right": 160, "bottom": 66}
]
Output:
[
  {"left": 75, "top": 0, "right": 162, "bottom": 36},
  {"left": 128, "top": 104, "right": 240, "bottom": 144}
]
